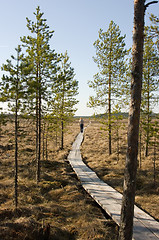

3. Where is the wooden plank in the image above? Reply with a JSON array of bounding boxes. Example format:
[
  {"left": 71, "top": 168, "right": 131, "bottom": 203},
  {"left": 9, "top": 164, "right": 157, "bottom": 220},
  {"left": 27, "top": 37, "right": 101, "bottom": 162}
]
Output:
[{"left": 67, "top": 132, "right": 159, "bottom": 240}]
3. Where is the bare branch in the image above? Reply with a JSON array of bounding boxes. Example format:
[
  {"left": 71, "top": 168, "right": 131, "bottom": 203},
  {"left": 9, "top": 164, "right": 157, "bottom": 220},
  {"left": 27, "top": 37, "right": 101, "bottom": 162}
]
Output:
[{"left": 145, "top": 1, "right": 158, "bottom": 11}]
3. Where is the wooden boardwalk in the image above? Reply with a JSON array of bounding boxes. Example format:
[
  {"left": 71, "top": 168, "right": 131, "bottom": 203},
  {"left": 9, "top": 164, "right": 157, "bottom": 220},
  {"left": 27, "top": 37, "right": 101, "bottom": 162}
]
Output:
[{"left": 68, "top": 132, "right": 159, "bottom": 240}]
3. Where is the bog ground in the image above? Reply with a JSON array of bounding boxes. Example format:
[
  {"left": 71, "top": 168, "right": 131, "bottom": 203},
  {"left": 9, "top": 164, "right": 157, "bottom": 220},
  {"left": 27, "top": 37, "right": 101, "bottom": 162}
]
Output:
[
  {"left": 0, "top": 117, "right": 158, "bottom": 239},
  {"left": 0, "top": 118, "right": 117, "bottom": 240},
  {"left": 81, "top": 119, "right": 159, "bottom": 221}
]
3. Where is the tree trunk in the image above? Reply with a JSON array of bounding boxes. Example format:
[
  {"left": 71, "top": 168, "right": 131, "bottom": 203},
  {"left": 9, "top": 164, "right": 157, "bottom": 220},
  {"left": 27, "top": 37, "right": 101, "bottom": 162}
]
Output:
[
  {"left": 43, "top": 122, "right": 45, "bottom": 161},
  {"left": 61, "top": 120, "right": 64, "bottom": 150},
  {"left": 14, "top": 98, "right": 18, "bottom": 209},
  {"left": 118, "top": 0, "right": 145, "bottom": 239},
  {"left": 108, "top": 74, "right": 111, "bottom": 155},
  {"left": 36, "top": 67, "right": 42, "bottom": 183},
  {"left": 108, "top": 42, "right": 112, "bottom": 156},
  {"left": 139, "top": 125, "right": 142, "bottom": 168},
  {"left": 38, "top": 87, "right": 41, "bottom": 181},
  {"left": 145, "top": 71, "right": 150, "bottom": 157},
  {"left": 14, "top": 50, "right": 19, "bottom": 209},
  {"left": 117, "top": 127, "right": 120, "bottom": 162},
  {"left": 56, "top": 127, "right": 58, "bottom": 147},
  {"left": 45, "top": 124, "right": 48, "bottom": 161},
  {"left": 153, "top": 135, "right": 156, "bottom": 185},
  {"left": 36, "top": 61, "right": 41, "bottom": 183},
  {"left": 36, "top": 71, "right": 39, "bottom": 183}
]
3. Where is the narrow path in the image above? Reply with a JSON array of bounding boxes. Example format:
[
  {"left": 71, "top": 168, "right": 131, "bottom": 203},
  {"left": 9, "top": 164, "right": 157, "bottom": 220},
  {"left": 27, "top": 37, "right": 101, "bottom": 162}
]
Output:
[{"left": 68, "top": 131, "right": 159, "bottom": 240}]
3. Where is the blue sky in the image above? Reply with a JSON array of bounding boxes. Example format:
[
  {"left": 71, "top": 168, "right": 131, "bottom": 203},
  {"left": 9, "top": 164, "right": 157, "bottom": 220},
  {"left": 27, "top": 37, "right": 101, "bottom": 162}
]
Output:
[{"left": 0, "top": 0, "right": 158, "bottom": 116}]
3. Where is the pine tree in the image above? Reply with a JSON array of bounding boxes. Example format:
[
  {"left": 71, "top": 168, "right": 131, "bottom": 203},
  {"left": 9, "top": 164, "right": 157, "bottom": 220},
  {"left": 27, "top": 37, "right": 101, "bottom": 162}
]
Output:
[
  {"left": 51, "top": 51, "right": 78, "bottom": 149},
  {"left": 149, "top": 14, "right": 159, "bottom": 52},
  {"left": 119, "top": 1, "right": 158, "bottom": 239},
  {"left": 0, "top": 45, "right": 27, "bottom": 208},
  {"left": 141, "top": 28, "right": 159, "bottom": 157},
  {"left": 150, "top": 117, "right": 159, "bottom": 185},
  {"left": 21, "top": 6, "right": 57, "bottom": 183},
  {"left": 88, "top": 21, "right": 128, "bottom": 155}
]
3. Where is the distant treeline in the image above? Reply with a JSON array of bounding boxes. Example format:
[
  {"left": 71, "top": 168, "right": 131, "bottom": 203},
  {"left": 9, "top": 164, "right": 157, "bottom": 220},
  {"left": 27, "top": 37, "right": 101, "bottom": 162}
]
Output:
[
  {"left": 2, "top": 112, "right": 158, "bottom": 119},
  {"left": 94, "top": 112, "right": 159, "bottom": 119}
]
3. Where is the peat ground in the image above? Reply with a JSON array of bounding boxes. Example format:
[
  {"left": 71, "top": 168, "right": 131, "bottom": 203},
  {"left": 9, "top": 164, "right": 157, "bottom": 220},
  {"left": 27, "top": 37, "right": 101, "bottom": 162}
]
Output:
[
  {"left": 81, "top": 119, "right": 159, "bottom": 221},
  {"left": 0, "top": 118, "right": 118, "bottom": 240}
]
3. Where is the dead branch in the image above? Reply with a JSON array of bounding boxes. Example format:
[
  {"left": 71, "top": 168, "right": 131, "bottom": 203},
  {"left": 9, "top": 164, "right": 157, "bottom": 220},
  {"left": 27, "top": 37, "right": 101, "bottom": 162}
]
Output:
[{"left": 145, "top": 1, "right": 158, "bottom": 11}]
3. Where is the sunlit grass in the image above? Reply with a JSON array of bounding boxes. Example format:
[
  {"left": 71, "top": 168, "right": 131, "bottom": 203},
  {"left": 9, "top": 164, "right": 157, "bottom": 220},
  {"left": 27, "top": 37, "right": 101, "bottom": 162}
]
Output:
[
  {"left": 0, "top": 118, "right": 118, "bottom": 240},
  {"left": 82, "top": 119, "right": 159, "bottom": 221}
]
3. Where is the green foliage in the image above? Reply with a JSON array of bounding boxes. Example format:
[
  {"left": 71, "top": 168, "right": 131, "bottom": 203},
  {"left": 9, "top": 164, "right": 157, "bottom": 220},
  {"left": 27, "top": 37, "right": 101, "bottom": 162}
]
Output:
[
  {"left": 0, "top": 45, "right": 28, "bottom": 112},
  {"left": 20, "top": 6, "right": 58, "bottom": 115},
  {"left": 51, "top": 51, "right": 79, "bottom": 120},
  {"left": 148, "top": 14, "right": 159, "bottom": 52},
  {"left": 88, "top": 21, "right": 129, "bottom": 155},
  {"left": 19, "top": 6, "right": 59, "bottom": 182},
  {"left": 142, "top": 28, "right": 159, "bottom": 110},
  {"left": 50, "top": 51, "right": 79, "bottom": 149},
  {"left": 0, "top": 45, "right": 29, "bottom": 208},
  {"left": 140, "top": 27, "right": 159, "bottom": 156},
  {"left": 88, "top": 20, "right": 129, "bottom": 110}
]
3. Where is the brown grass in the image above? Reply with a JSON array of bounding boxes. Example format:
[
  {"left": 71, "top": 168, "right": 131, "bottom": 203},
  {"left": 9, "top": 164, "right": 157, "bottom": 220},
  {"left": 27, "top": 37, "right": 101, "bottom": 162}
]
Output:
[
  {"left": 81, "top": 119, "right": 159, "bottom": 221},
  {"left": 0, "top": 118, "right": 118, "bottom": 240}
]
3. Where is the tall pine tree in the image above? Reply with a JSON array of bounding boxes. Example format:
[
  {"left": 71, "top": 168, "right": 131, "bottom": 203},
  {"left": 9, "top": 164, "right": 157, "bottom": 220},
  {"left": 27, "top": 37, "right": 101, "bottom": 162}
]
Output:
[
  {"left": 21, "top": 6, "right": 57, "bottom": 183},
  {"left": 141, "top": 28, "right": 159, "bottom": 157},
  {"left": 119, "top": 1, "right": 158, "bottom": 239},
  {"left": 88, "top": 21, "right": 128, "bottom": 155},
  {"left": 0, "top": 45, "right": 27, "bottom": 208}
]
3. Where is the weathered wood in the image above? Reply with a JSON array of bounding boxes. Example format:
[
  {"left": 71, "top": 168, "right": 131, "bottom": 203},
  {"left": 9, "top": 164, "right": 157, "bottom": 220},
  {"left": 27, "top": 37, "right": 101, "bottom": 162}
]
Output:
[{"left": 68, "top": 132, "right": 159, "bottom": 240}]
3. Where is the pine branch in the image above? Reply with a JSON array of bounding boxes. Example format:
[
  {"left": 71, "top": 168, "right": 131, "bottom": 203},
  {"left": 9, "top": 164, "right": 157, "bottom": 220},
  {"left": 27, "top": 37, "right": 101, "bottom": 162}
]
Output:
[{"left": 145, "top": 1, "right": 158, "bottom": 11}]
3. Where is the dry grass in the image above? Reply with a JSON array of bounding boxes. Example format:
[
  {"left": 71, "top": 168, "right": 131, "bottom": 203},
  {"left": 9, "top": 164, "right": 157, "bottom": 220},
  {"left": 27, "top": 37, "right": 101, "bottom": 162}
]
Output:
[
  {"left": 81, "top": 119, "right": 159, "bottom": 221},
  {"left": 0, "top": 118, "right": 118, "bottom": 240}
]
